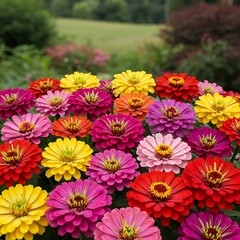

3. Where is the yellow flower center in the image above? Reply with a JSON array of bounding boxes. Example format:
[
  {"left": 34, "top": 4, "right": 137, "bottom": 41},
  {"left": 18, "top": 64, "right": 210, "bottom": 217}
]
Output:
[
  {"left": 149, "top": 182, "right": 172, "bottom": 201},
  {"left": 63, "top": 118, "right": 81, "bottom": 134},
  {"left": 231, "top": 120, "right": 240, "bottom": 133},
  {"left": 18, "top": 121, "right": 35, "bottom": 133},
  {"left": 61, "top": 149, "right": 76, "bottom": 162},
  {"left": 84, "top": 92, "right": 99, "bottom": 104},
  {"left": 3, "top": 93, "right": 18, "bottom": 104},
  {"left": 128, "top": 97, "right": 144, "bottom": 109},
  {"left": 155, "top": 144, "right": 172, "bottom": 159},
  {"left": 11, "top": 199, "right": 30, "bottom": 217},
  {"left": 200, "top": 134, "right": 216, "bottom": 149},
  {"left": 168, "top": 76, "right": 185, "bottom": 88},
  {"left": 128, "top": 74, "right": 140, "bottom": 84},
  {"left": 120, "top": 220, "right": 138, "bottom": 240},
  {"left": 50, "top": 97, "right": 62, "bottom": 106},
  {"left": 40, "top": 79, "right": 53, "bottom": 91},
  {"left": 74, "top": 77, "right": 86, "bottom": 88},
  {"left": 211, "top": 99, "right": 225, "bottom": 112},
  {"left": 204, "top": 87, "right": 214, "bottom": 95},
  {"left": 68, "top": 190, "right": 88, "bottom": 211},
  {"left": 109, "top": 120, "right": 127, "bottom": 136},
  {"left": 163, "top": 106, "right": 179, "bottom": 119},
  {"left": 103, "top": 157, "right": 121, "bottom": 173},
  {"left": 1, "top": 145, "right": 23, "bottom": 165}
]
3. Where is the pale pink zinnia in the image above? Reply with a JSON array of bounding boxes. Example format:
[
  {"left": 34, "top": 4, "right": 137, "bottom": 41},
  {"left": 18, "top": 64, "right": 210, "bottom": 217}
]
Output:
[
  {"left": 86, "top": 149, "right": 140, "bottom": 194},
  {"left": 198, "top": 80, "right": 225, "bottom": 96},
  {"left": 94, "top": 207, "right": 162, "bottom": 240},
  {"left": 1, "top": 113, "right": 52, "bottom": 144},
  {"left": 136, "top": 133, "right": 191, "bottom": 173}
]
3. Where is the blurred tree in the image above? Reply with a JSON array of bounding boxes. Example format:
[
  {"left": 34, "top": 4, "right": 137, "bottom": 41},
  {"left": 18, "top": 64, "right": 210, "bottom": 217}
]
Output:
[{"left": 72, "top": 0, "right": 98, "bottom": 19}]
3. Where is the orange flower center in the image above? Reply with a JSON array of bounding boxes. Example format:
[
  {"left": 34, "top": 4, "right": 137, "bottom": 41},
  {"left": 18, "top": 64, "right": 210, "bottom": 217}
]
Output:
[
  {"left": 168, "top": 76, "right": 185, "bottom": 88},
  {"left": 120, "top": 220, "right": 138, "bottom": 240},
  {"left": 18, "top": 121, "right": 35, "bottom": 133},
  {"left": 68, "top": 191, "right": 88, "bottom": 211},
  {"left": 149, "top": 182, "right": 172, "bottom": 201},
  {"left": 63, "top": 118, "right": 81, "bottom": 134},
  {"left": 211, "top": 100, "right": 225, "bottom": 112},
  {"left": 40, "top": 79, "right": 53, "bottom": 91},
  {"left": 103, "top": 157, "right": 121, "bottom": 173},
  {"left": 200, "top": 134, "right": 216, "bottom": 149},
  {"left": 84, "top": 92, "right": 99, "bottom": 104},
  {"left": 128, "top": 74, "right": 140, "bottom": 84},
  {"left": 50, "top": 97, "right": 62, "bottom": 106},
  {"left": 155, "top": 144, "right": 172, "bottom": 159},
  {"left": 3, "top": 93, "right": 18, "bottom": 104},
  {"left": 128, "top": 97, "right": 144, "bottom": 109},
  {"left": 163, "top": 106, "right": 179, "bottom": 119},
  {"left": 231, "top": 119, "right": 240, "bottom": 133},
  {"left": 1, "top": 145, "right": 23, "bottom": 165},
  {"left": 110, "top": 120, "right": 126, "bottom": 136},
  {"left": 201, "top": 225, "right": 223, "bottom": 240},
  {"left": 11, "top": 199, "right": 30, "bottom": 217}
]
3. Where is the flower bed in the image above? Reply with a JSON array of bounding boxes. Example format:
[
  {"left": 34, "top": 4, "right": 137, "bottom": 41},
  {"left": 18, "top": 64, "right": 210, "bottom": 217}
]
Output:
[{"left": 0, "top": 70, "right": 240, "bottom": 239}]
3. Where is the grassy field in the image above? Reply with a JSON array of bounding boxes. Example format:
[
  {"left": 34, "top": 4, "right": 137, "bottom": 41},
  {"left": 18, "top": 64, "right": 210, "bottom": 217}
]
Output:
[{"left": 56, "top": 18, "right": 162, "bottom": 53}]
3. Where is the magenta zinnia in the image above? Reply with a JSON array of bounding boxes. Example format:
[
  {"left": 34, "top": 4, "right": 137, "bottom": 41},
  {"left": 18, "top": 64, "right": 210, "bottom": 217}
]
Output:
[
  {"left": 69, "top": 88, "right": 113, "bottom": 120},
  {"left": 46, "top": 179, "right": 112, "bottom": 239},
  {"left": 137, "top": 133, "right": 191, "bottom": 173},
  {"left": 0, "top": 88, "right": 35, "bottom": 120},
  {"left": 35, "top": 90, "right": 70, "bottom": 116},
  {"left": 94, "top": 207, "right": 162, "bottom": 240},
  {"left": 146, "top": 99, "right": 196, "bottom": 137},
  {"left": 91, "top": 113, "right": 145, "bottom": 151},
  {"left": 86, "top": 148, "right": 140, "bottom": 194},
  {"left": 1, "top": 113, "right": 52, "bottom": 144}
]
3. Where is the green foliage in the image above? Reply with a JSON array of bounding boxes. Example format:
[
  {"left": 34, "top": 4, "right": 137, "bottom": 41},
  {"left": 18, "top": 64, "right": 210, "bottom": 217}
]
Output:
[
  {"left": 50, "top": 0, "right": 72, "bottom": 17},
  {"left": 0, "top": 0, "right": 56, "bottom": 49},
  {"left": 72, "top": 0, "right": 98, "bottom": 19}
]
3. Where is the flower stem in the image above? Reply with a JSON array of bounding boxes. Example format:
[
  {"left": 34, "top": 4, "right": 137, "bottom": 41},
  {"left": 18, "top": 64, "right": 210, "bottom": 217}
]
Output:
[{"left": 230, "top": 145, "right": 240, "bottom": 163}]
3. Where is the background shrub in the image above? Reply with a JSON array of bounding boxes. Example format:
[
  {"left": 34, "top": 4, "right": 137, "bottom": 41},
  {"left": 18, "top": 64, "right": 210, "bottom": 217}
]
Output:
[{"left": 0, "top": 0, "right": 56, "bottom": 49}]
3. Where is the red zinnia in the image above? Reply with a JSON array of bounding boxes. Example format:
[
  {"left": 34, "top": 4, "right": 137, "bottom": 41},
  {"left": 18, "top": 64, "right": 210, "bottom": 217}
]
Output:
[
  {"left": 52, "top": 116, "right": 92, "bottom": 138},
  {"left": 0, "top": 140, "right": 42, "bottom": 187},
  {"left": 219, "top": 118, "right": 240, "bottom": 146},
  {"left": 182, "top": 157, "right": 240, "bottom": 213},
  {"left": 127, "top": 171, "right": 194, "bottom": 226},
  {"left": 155, "top": 72, "right": 199, "bottom": 102},
  {"left": 28, "top": 78, "right": 62, "bottom": 98}
]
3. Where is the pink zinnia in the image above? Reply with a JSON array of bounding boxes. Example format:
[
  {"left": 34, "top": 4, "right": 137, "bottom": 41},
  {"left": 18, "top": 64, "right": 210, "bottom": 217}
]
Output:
[
  {"left": 86, "top": 149, "right": 140, "bottom": 194},
  {"left": 91, "top": 113, "right": 145, "bottom": 152},
  {"left": 198, "top": 80, "right": 225, "bottom": 96},
  {"left": 46, "top": 179, "right": 112, "bottom": 239},
  {"left": 35, "top": 90, "right": 70, "bottom": 116},
  {"left": 94, "top": 207, "right": 162, "bottom": 240},
  {"left": 0, "top": 88, "right": 35, "bottom": 120},
  {"left": 136, "top": 133, "right": 191, "bottom": 173},
  {"left": 69, "top": 88, "right": 113, "bottom": 120},
  {"left": 1, "top": 113, "right": 52, "bottom": 144}
]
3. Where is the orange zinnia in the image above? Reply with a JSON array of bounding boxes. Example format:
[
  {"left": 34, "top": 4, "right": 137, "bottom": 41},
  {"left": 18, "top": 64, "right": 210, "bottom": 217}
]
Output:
[
  {"left": 114, "top": 93, "right": 154, "bottom": 120},
  {"left": 52, "top": 116, "right": 92, "bottom": 138}
]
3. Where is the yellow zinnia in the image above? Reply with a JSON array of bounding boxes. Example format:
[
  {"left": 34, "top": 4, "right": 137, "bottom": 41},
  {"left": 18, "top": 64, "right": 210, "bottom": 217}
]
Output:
[
  {"left": 112, "top": 70, "right": 156, "bottom": 97},
  {"left": 60, "top": 72, "right": 100, "bottom": 92},
  {"left": 0, "top": 184, "right": 48, "bottom": 240},
  {"left": 194, "top": 92, "right": 240, "bottom": 127},
  {"left": 41, "top": 138, "right": 93, "bottom": 181}
]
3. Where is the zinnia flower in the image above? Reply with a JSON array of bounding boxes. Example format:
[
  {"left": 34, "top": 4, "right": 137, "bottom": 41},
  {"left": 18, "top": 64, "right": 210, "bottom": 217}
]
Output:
[
  {"left": 69, "top": 88, "right": 113, "bottom": 120},
  {"left": 219, "top": 118, "right": 240, "bottom": 146},
  {"left": 146, "top": 99, "right": 196, "bottom": 137},
  {"left": 137, "top": 133, "right": 191, "bottom": 173},
  {"left": 155, "top": 72, "right": 199, "bottom": 102},
  {"left": 60, "top": 72, "right": 100, "bottom": 92},
  {"left": 46, "top": 179, "right": 112, "bottom": 238},
  {"left": 198, "top": 80, "right": 225, "bottom": 96},
  {"left": 1, "top": 113, "right": 52, "bottom": 144},
  {"left": 178, "top": 211, "right": 240, "bottom": 240},
  {"left": 0, "top": 140, "right": 42, "bottom": 187},
  {"left": 0, "top": 88, "right": 35, "bottom": 120},
  {"left": 221, "top": 90, "right": 240, "bottom": 104},
  {"left": 86, "top": 149, "right": 140, "bottom": 194},
  {"left": 185, "top": 126, "right": 233, "bottom": 158},
  {"left": 41, "top": 138, "right": 93, "bottom": 181},
  {"left": 194, "top": 93, "right": 240, "bottom": 127},
  {"left": 0, "top": 184, "right": 48, "bottom": 240},
  {"left": 99, "top": 79, "right": 114, "bottom": 97},
  {"left": 112, "top": 70, "right": 155, "bottom": 97},
  {"left": 94, "top": 207, "right": 162, "bottom": 240},
  {"left": 28, "top": 77, "right": 62, "bottom": 98},
  {"left": 91, "top": 113, "right": 145, "bottom": 152},
  {"left": 114, "top": 93, "right": 154, "bottom": 120},
  {"left": 127, "top": 171, "right": 193, "bottom": 226},
  {"left": 52, "top": 116, "right": 92, "bottom": 138},
  {"left": 182, "top": 156, "right": 240, "bottom": 213},
  {"left": 35, "top": 90, "right": 70, "bottom": 116}
]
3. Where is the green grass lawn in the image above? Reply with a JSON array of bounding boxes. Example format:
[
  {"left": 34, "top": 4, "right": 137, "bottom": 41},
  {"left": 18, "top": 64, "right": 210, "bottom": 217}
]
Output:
[{"left": 56, "top": 18, "right": 162, "bottom": 53}]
